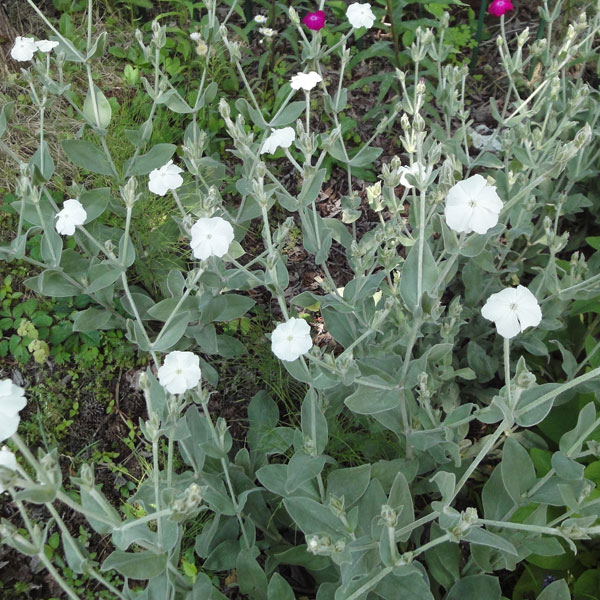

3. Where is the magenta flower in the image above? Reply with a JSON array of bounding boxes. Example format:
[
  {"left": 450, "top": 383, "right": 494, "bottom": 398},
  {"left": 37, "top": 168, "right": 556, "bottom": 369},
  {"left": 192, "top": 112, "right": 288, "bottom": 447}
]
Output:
[
  {"left": 302, "top": 10, "right": 326, "bottom": 31},
  {"left": 488, "top": 0, "right": 514, "bottom": 17}
]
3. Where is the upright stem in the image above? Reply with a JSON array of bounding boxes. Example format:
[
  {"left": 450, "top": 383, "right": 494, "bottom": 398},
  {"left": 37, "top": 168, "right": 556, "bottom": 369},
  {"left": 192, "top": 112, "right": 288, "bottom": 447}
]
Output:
[
  {"left": 504, "top": 337, "right": 512, "bottom": 408},
  {"left": 152, "top": 437, "right": 164, "bottom": 544},
  {"left": 470, "top": 0, "right": 489, "bottom": 72},
  {"left": 201, "top": 399, "right": 250, "bottom": 548}
]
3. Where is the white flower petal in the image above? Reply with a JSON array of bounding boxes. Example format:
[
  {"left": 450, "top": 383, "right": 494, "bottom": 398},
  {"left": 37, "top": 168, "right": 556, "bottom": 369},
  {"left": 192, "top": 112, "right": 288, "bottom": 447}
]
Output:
[
  {"left": 494, "top": 311, "right": 522, "bottom": 339},
  {"left": 0, "top": 379, "right": 26, "bottom": 425},
  {"left": 444, "top": 202, "right": 474, "bottom": 234},
  {"left": 157, "top": 351, "right": 201, "bottom": 394},
  {"left": 482, "top": 285, "right": 542, "bottom": 338},
  {"left": 10, "top": 36, "right": 37, "bottom": 62},
  {"left": 271, "top": 318, "right": 312, "bottom": 362},
  {"left": 190, "top": 217, "right": 234, "bottom": 260},
  {"left": 469, "top": 205, "right": 499, "bottom": 235},
  {"left": 0, "top": 447, "right": 17, "bottom": 492},
  {"left": 346, "top": 3, "right": 376, "bottom": 29},
  {"left": 0, "top": 414, "right": 20, "bottom": 442},
  {"left": 457, "top": 174, "right": 487, "bottom": 197},
  {"left": 148, "top": 160, "right": 184, "bottom": 196},
  {"left": 290, "top": 71, "right": 322, "bottom": 91},
  {"left": 444, "top": 175, "right": 503, "bottom": 235},
  {"left": 35, "top": 40, "right": 59, "bottom": 53},
  {"left": 55, "top": 199, "right": 87, "bottom": 236},
  {"left": 0, "top": 448, "right": 17, "bottom": 471},
  {"left": 260, "top": 127, "right": 296, "bottom": 154}
]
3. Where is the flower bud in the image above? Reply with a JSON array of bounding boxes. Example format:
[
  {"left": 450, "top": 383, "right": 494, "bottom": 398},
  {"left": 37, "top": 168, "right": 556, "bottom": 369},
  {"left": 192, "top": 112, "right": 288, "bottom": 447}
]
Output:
[
  {"left": 151, "top": 20, "right": 167, "bottom": 49},
  {"left": 145, "top": 412, "right": 161, "bottom": 443},
  {"left": 104, "top": 240, "right": 116, "bottom": 259},
  {"left": 517, "top": 27, "right": 530, "bottom": 47},
  {"left": 530, "top": 38, "right": 547, "bottom": 57},
  {"left": 329, "top": 494, "right": 345, "bottom": 518},
  {"left": 366, "top": 181, "right": 384, "bottom": 212},
  {"left": 289, "top": 7, "right": 300, "bottom": 25},
  {"left": 380, "top": 504, "right": 398, "bottom": 527},
  {"left": 120, "top": 177, "right": 139, "bottom": 208},
  {"left": 218, "top": 98, "right": 231, "bottom": 122},
  {"left": 79, "top": 464, "right": 95, "bottom": 491},
  {"left": 574, "top": 123, "right": 592, "bottom": 149}
]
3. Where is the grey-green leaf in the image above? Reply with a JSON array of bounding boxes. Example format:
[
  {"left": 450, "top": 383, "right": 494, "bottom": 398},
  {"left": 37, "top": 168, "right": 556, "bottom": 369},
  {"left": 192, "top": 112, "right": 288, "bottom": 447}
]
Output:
[
  {"left": 267, "top": 573, "right": 295, "bottom": 600},
  {"left": 400, "top": 240, "right": 438, "bottom": 312},
  {"left": 101, "top": 550, "right": 167, "bottom": 579},
  {"left": 62, "top": 140, "right": 114, "bottom": 176},
  {"left": 83, "top": 84, "right": 112, "bottom": 129},
  {"left": 446, "top": 574, "right": 501, "bottom": 600},
  {"left": 124, "top": 143, "right": 177, "bottom": 177},
  {"left": 536, "top": 579, "right": 571, "bottom": 600}
]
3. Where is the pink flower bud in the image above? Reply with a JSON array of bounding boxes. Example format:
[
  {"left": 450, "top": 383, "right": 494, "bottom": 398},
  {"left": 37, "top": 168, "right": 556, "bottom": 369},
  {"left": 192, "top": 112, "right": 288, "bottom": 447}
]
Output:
[
  {"left": 488, "top": 0, "right": 514, "bottom": 17},
  {"left": 302, "top": 10, "right": 326, "bottom": 31}
]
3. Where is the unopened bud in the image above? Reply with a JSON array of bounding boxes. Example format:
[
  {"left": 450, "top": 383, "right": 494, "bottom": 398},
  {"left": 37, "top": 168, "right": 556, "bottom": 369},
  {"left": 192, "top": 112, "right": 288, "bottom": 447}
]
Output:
[{"left": 380, "top": 504, "right": 398, "bottom": 527}]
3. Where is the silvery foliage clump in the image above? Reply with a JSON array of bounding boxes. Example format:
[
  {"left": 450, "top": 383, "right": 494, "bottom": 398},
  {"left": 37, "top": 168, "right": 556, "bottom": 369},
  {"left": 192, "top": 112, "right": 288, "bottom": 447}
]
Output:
[{"left": 2, "top": 0, "right": 600, "bottom": 598}]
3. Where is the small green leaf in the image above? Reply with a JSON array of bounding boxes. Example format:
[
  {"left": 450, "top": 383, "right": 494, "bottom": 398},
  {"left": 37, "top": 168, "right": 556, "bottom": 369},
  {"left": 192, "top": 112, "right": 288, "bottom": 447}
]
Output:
[
  {"left": 83, "top": 84, "right": 112, "bottom": 129},
  {"left": 124, "top": 143, "right": 177, "bottom": 177},
  {"left": 101, "top": 550, "right": 167, "bottom": 579},
  {"left": 62, "top": 140, "right": 114, "bottom": 176},
  {"left": 267, "top": 573, "right": 294, "bottom": 600}
]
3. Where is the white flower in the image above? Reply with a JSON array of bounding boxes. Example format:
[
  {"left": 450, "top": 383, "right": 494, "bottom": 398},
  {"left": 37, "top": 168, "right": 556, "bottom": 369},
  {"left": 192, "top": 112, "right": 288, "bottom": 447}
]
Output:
[
  {"left": 55, "top": 199, "right": 87, "bottom": 236},
  {"left": 260, "top": 127, "right": 296, "bottom": 154},
  {"left": 35, "top": 40, "right": 59, "bottom": 53},
  {"left": 444, "top": 174, "right": 503, "bottom": 235},
  {"left": 398, "top": 162, "right": 430, "bottom": 190},
  {"left": 259, "top": 27, "right": 277, "bottom": 38},
  {"left": 190, "top": 216, "right": 235, "bottom": 260},
  {"left": 148, "top": 160, "right": 184, "bottom": 196},
  {"left": 271, "top": 318, "right": 313, "bottom": 362},
  {"left": 10, "top": 36, "right": 37, "bottom": 61},
  {"left": 0, "top": 379, "right": 26, "bottom": 442},
  {"left": 0, "top": 447, "right": 17, "bottom": 494},
  {"left": 157, "top": 351, "right": 202, "bottom": 395},
  {"left": 481, "top": 285, "right": 542, "bottom": 339},
  {"left": 254, "top": 15, "right": 268, "bottom": 24},
  {"left": 290, "top": 71, "right": 322, "bottom": 91},
  {"left": 346, "top": 3, "right": 376, "bottom": 29},
  {"left": 190, "top": 32, "right": 202, "bottom": 42}
]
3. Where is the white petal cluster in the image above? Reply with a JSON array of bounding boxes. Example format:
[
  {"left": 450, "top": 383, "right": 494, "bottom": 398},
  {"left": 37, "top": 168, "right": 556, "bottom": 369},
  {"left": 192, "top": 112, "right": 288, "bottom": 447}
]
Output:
[
  {"left": 444, "top": 174, "right": 503, "bottom": 235},
  {"left": 260, "top": 127, "right": 296, "bottom": 155},
  {"left": 346, "top": 3, "right": 376, "bottom": 29},
  {"left": 190, "top": 32, "right": 202, "bottom": 42},
  {"left": 481, "top": 285, "right": 542, "bottom": 339},
  {"left": 148, "top": 160, "right": 184, "bottom": 196},
  {"left": 11, "top": 37, "right": 37, "bottom": 61},
  {"left": 290, "top": 71, "right": 322, "bottom": 91},
  {"left": 398, "top": 162, "right": 431, "bottom": 190},
  {"left": 271, "top": 318, "right": 313, "bottom": 362},
  {"left": 254, "top": 15, "right": 268, "bottom": 24},
  {"left": 0, "top": 379, "right": 26, "bottom": 442},
  {"left": 55, "top": 199, "right": 87, "bottom": 236},
  {"left": 11, "top": 37, "right": 58, "bottom": 61},
  {"left": 157, "top": 351, "right": 202, "bottom": 395},
  {"left": 0, "top": 447, "right": 17, "bottom": 494},
  {"left": 259, "top": 27, "right": 277, "bottom": 38},
  {"left": 36, "top": 40, "right": 59, "bottom": 53},
  {"left": 190, "top": 216, "right": 235, "bottom": 260}
]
